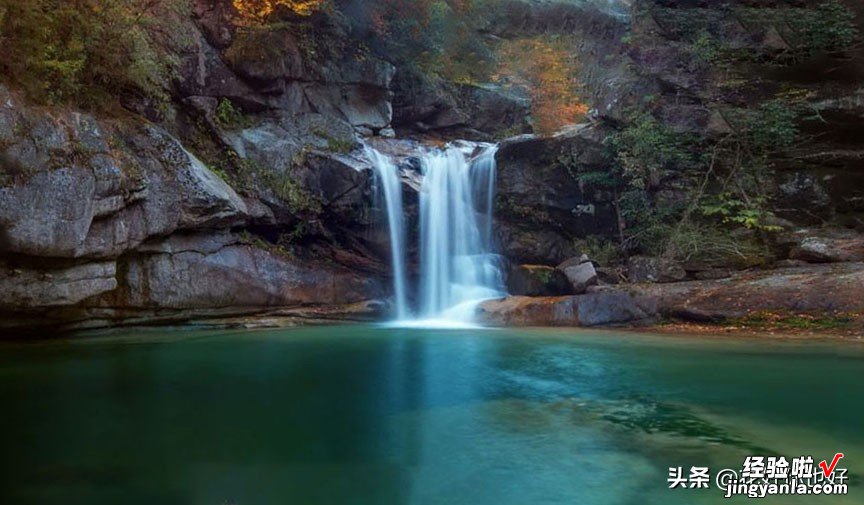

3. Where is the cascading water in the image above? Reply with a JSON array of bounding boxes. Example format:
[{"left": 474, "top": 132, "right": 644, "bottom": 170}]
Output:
[
  {"left": 368, "top": 143, "right": 506, "bottom": 326},
  {"left": 367, "top": 147, "right": 410, "bottom": 320}
]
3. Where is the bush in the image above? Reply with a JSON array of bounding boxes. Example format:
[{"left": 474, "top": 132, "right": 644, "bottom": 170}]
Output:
[
  {"left": 796, "top": 1, "right": 859, "bottom": 54},
  {"left": 608, "top": 113, "right": 695, "bottom": 191},
  {"left": 215, "top": 98, "right": 248, "bottom": 128},
  {"left": 606, "top": 96, "right": 804, "bottom": 261},
  {"left": 0, "top": 0, "right": 187, "bottom": 108},
  {"left": 661, "top": 222, "right": 768, "bottom": 267},
  {"left": 575, "top": 236, "right": 621, "bottom": 266}
]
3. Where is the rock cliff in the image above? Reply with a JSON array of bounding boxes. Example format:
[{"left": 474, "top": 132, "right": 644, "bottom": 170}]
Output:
[{"left": 1, "top": 0, "right": 863, "bottom": 332}]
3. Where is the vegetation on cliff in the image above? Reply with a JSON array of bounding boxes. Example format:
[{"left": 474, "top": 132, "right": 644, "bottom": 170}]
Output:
[
  {"left": 0, "top": 0, "right": 191, "bottom": 110},
  {"left": 579, "top": 1, "right": 862, "bottom": 268}
]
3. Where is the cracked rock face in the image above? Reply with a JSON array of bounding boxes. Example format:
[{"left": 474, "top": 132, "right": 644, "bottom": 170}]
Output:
[
  {"left": 0, "top": 82, "right": 385, "bottom": 331},
  {"left": 0, "top": 89, "right": 250, "bottom": 260},
  {"left": 0, "top": 262, "right": 117, "bottom": 308}
]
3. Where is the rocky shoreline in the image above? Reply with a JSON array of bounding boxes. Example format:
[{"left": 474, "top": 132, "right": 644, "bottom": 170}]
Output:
[{"left": 480, "top": 262, "right": 864, "bottom": 333}]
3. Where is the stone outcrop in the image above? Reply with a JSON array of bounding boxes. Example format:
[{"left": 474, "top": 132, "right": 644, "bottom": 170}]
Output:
[
  {"left": 0, "top": 262, "right": 117, "bottom": 309},
  {"left": 494, "top": 125, "right": 617, "bottom": 265},
  {"left": 0, "top": 81, "right": 386, "bottom": 331},
  {"left": 623, "top": 262, "right": 864, "bottom": 323},
  {"left": 480, "top": 263, "right": 864, "bottom": 327},
  {"left": 626, "top": 256, "right": 687, "bottom": 284},
  {"left": 0, "top": 97, "right": 252, "bottom": 260},
  {"left": 479, "top": 292, "right": 658, "bottom": 327},
  {"left": 391, "top": 77, "right": 532, "bottom": 139},
  {"left": 787, "top": 230, "right": 864, "bottom": 264},
  {"left": 182, "top": 2, "right": 397, "bottom": 133}
]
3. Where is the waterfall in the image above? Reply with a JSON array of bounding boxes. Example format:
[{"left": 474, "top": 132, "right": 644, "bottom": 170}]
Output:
[
  {"left": 367, "top": 147, "right": 409, "bottom": 320},
  {"left": 368, "top": 143, "right": 505, "bottom": 326}
]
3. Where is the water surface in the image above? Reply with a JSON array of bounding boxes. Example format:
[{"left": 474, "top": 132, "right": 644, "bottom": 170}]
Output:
[{"left": 1, "top": 326, "right": 861, "bottom": 504}]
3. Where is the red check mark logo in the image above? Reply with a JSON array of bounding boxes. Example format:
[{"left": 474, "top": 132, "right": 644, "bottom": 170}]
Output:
[{"left": 819, "top": 453, "right": 844, "bottom": 477}]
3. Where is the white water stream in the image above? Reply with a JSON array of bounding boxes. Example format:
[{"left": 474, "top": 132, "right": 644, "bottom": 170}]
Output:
[{"left": 369, "top": 143, "right": 505, "bottom": 326}]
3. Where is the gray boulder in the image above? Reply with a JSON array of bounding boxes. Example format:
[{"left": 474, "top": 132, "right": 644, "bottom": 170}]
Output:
[
  {"left": 790, "top": 233, "right": 864, "bottom": 263},
  {"left": 478, "top": 292, "right": 658, "bottom": 327},
  {"left": 561, "top": 262, "right": 598, "bottom": 294}
]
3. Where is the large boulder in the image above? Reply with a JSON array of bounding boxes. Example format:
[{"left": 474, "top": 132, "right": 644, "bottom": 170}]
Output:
[
  {"left": 773, "top": 172, "right": 835, "bottom": 225},
  {"left": 478, "top": 292, "right": 658, "bottom": 327},
  {"left": 560, "top": 261, "right": 599, "bottom": 294},
  {"left": 789, "top": 232, "right": 864, "bottom": 263}
]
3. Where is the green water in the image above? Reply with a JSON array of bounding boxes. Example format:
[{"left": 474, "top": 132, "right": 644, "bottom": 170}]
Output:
[{"left": 0, "top": 326, "right": 861, "bottom": 505}]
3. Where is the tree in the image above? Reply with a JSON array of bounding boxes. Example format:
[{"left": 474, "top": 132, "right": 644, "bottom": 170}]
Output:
[
  {"left": 496, "top": 37, "right": 589, "bottom": 135},
  {"left": 232, "top": 0, "right": 325, "bottom": 24}
]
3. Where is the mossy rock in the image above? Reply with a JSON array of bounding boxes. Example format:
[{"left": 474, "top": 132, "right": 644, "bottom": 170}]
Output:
[{"left": 507, "top": 264, "right": 573, "bottom": 297}]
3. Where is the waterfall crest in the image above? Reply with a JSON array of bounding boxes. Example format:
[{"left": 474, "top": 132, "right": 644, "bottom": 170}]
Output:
[{"left": 368, "top": 143, "right": 505, "bottom": 326}]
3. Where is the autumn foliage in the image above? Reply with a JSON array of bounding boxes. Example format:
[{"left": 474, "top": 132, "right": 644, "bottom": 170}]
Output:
[
  {"left": 496, "top": 38, "right": 589, "bottom": 135},
  {"left": 232, "top": 0, "right": 324, "bottom": 23}
]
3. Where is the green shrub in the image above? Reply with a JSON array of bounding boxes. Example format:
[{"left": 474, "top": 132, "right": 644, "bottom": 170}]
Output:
[
  {"left": 575, "top": 236, "right": 621, "bottom": 266},
  {"left": 606, "top": 95, "right": 804, "bottom": 261},
  {"left": 608, "top": 113, "right": 695, "bottom": 191},
  {"left": 796, "top": 1, "right": 859, "bottom": 54},
  {"left": 266, "top": 170, "right": 322, "bottom": 214},
  {"left": 734, "top": 1, "right": 858, "bottom": 59},
  {"left": 689, "top": 31, "right": 721, "bottom": 67},
  {"left": 662, "top": 222, "right": 768, "bottom": 266},
  {"left": 215, "top": 98, "right": 248, "bottom": 128}
]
